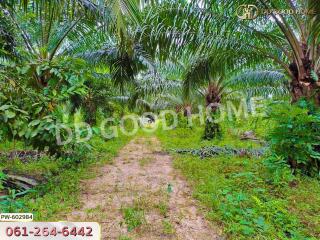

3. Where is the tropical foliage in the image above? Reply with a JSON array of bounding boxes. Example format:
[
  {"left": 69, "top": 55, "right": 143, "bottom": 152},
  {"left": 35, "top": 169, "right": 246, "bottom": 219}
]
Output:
[{"left": 0, "top": 0, "right": 319, "bottom": 239}]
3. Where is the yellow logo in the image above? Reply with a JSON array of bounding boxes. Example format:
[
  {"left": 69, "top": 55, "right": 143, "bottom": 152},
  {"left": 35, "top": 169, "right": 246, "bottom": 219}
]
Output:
[{"left": 236, "top": 4, "right": 259, "bottom": 20}]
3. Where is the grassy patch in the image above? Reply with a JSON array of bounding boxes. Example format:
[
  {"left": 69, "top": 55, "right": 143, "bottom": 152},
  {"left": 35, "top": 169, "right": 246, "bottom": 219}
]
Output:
[
  {"left": 118, "top": 236, "right": 132, "bottom": 240},
  {"left": 85, "top": 205, "right": 108, "bottom": 221},
  {"left": 122, "top": 206, "right": 146, "bottom": 232},
  {"left": 155, "top": 123, "right": 320, "bottom": 239},
  {"left": 155, "top": 201, "right": 169, "bottom": 217},
  {"left": 162, "top": 219, "right": 175, "bottom": 235},
  {"left": 0, "top": 134, "right": 131, "bottom": 219},
  {"left": 0, "top": 141, "right": 26, "bottom": 151},
  {"left": 2, "top": 156, "right": 60, "bottom": 179}
]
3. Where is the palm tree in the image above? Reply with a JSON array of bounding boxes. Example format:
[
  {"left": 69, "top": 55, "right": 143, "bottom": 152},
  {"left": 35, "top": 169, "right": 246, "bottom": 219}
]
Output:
[
  {"left": 142, "top": 0, "right": 320, "bottom": 104},
  {"left": 133, "top": 0, "right": 319, "bottom": 138},
  {"left": 0, "top": 0, "right": 143, "bottom": 88},
  {"left": 162, "top": 0, "right": 320, "bottom": 105},
  {"left": 180, "top": 52, "right": 288, "bottom": 139},
  {"left": 227, "top": 0, "right": 320, "bottom": 104}
]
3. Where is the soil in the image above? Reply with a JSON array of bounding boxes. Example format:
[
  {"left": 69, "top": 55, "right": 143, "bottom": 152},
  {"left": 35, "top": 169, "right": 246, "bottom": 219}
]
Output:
[{"left": 65, "top": 137, "right": 221, "bottom": 240}]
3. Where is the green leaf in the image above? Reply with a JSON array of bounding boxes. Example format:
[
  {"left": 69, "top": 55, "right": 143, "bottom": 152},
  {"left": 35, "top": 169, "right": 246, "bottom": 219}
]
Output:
[
  {"left": 25, "top": 129, "right": 32, "bottom": 139},
  {"left": 18, "top": 129, "right": 26, "bottom": 137},
  {"left": 36, "top": 65, "right": 41, "bottom": 76},
  {"left": 92, "top": 127, "right": 100, "bottom": 134},
  {"left": 35, "top": 107, "right": 43, "bottom": 114},
  {"left": 29, "top": 120, "right": 41, "bottom": 126},
  {"left": 0, "top": 105, "right": 10, "bottom": 111},
  {"left": 241, "top": 225, "right": 255, "bottom": 235},
  {"left": 15, "top": 109, "right": 28, "bottom": 114},
  {"left": 4, "top": 110, "right": 16, "bottom": 119},
  {"left": 31, "top": 130, "right": 38, "bottom": 137},
  {"left": 20, "top": 65, "right": 30, "bottom": 74}
]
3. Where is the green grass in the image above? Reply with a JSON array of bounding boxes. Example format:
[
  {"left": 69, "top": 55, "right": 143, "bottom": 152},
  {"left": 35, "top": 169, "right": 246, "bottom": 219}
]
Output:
[
  {"left": 0, "top": 134, "right": 131, "bottom": 220},
  {"left": 122, "top": 206, "right": 145, "bottom": 232},
  {"left": 2, "top": 118, "right": 320, "bottom": 239},
  {"left": 0, "top": 155, "right": 62, "bottom": 181},
  {"left": 118, "top": 236, "right": 132, "bottom": 240},
  {"left": 155, "top": 201, "right": 169, "bottom": 217},
  {"left": 0, "top": 141, "right": 26, "bottom": 151},
  {"left": 162, "top": 219, "right": 175, "bottom": 235},
  {"left": 155, "top": 122, "right": 320, "bottom": 240}
]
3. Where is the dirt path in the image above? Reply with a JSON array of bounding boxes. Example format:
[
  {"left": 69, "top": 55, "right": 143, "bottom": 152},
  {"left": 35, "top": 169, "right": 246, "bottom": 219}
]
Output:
[{"left": 67, "top": 137, "right": 221, "bottom": 240}]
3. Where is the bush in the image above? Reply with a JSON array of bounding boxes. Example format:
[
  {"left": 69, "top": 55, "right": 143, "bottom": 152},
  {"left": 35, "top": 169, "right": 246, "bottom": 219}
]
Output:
[
  {"left": 203, "top": 113, "right": 222, "bottom": 140},
  {"left": 263, "top": 154, "right": 296, "bottom": 186},
  {"left": 162, "top": 111, "right": 192, "bottom": 129},
  {"left": 267, "top": 101, "right": 320, "bottom": 176},
  {"left": 0, "top": 56, "right": 91, "bottom": 155},
  {"left": 177, "top": 112, "right": 192, "bottom": 128}
]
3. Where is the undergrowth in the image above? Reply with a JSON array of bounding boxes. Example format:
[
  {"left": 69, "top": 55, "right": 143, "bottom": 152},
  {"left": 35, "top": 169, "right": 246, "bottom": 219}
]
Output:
[
  {"left": 0, "top": 134, "right": 131, "bottom": 219},
  {"left": 155, "top": 119, "right": 320, "bottom": 239}
]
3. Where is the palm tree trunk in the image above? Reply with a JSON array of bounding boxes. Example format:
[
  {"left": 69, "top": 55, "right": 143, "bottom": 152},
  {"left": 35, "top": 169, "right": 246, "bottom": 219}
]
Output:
[
  {"left": 183, "top": 104, "right": 192, "bottom": 117},
  {"left": 203, "top": 84, "right": 222, "bottom": 140},
  {"left": 289, "top": 49, "right": 320, "bottom": 105},
  {"left": 291, "top": 80, "right": 320, "bottom": 103},
  {"left": 290, "top": 80, "right": 320, "bottom": 105}
]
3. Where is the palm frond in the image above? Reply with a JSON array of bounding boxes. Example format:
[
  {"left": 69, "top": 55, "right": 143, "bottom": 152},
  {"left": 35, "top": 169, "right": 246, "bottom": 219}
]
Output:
[{"left": 226, "top": 69, "right": 290, "bottom": 99}]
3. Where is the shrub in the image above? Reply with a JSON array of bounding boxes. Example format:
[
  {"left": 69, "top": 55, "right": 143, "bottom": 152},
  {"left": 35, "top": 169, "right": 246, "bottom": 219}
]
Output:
[
  {"left": 267, "top": 101, "right": 320, "bottom": 176},
  {"left": 122, "top": 207, "right": 145, "bottom": 232},
  {"left": 203, "top": 113, "right": 222, "bottom": 140},
  {"left": 162, "top": 111, "right": 189, "bottom": 128},
  {"left": 177, "top": 112, "right": 192, "bottom": 128},
  {"left": 0, "top": 56, "right": 91, "bottom": 155},
  {"left": 263, "top": 154, "right": 296, "bottom": 186}
]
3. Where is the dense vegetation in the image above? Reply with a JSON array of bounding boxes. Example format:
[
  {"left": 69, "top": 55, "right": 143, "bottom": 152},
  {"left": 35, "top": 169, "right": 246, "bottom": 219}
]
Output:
[
  {"left": 0, "top": 0, "right": 319, "bottom": 239},
  {"left": 156, "top": 117, "right": 320, "bottom": 239}
]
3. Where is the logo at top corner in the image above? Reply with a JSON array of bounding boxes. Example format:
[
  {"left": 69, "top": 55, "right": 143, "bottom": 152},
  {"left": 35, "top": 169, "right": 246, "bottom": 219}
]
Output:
[{"left": 236, "top": 4, "right": 259, "bottom": 20}]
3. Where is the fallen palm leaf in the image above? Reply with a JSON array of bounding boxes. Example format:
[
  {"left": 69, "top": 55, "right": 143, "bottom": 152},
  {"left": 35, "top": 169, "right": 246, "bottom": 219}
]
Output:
[{"left": 174, "top": 146, "right": 266, "bottom": 159}]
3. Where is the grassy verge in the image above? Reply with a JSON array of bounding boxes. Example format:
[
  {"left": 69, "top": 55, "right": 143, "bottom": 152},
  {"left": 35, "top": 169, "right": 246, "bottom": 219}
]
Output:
[
  {"left": 156, "top": 124, "right": 320, "bottom": 239},
  {"left": 0, "top": 134, "right": 131, "bottom": 220}
]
